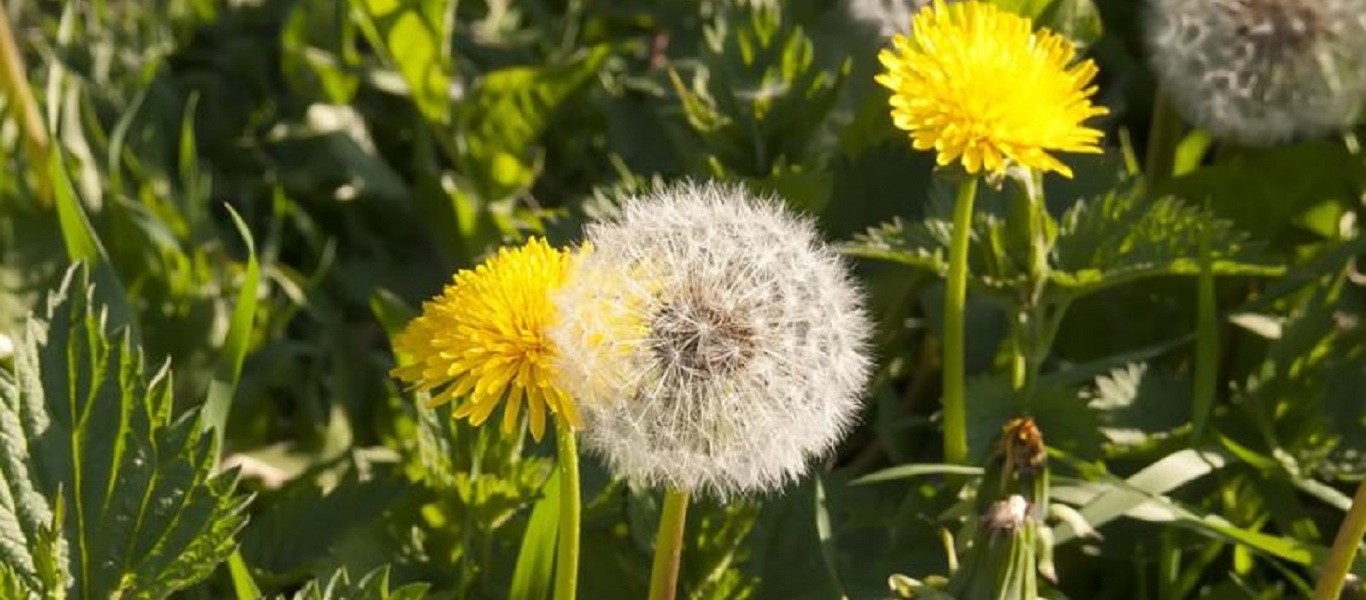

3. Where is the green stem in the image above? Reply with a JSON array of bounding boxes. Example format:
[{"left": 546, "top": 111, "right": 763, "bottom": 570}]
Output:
[
  {"left": 648, "top": 489, "right": 690, "bottom": 600},
  {"left": 1191, "top": 218, "right": 1218, "bottom": 443},
  {"left": 1145, "top": 87, "right": 1182, "bottom": 187},
  {"left": 1313, "top": 479, "right": 1366, "bottom": 600},
  {"left": 226, "top": 550, "right": 261, "bottom": 600},
  {"left": 943, "top": 176, "right": 978, "bottom": 465},
  {"left": 0, "top": 4, "right": 51, "bottom": 205},
  {"left": 553, "top": 416, "right": 581, "bottom": 600}
]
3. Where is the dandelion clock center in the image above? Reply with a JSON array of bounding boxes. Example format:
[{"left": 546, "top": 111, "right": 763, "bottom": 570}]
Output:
[{"left": 648, "top": 285, "right": 757, "bottom": 378}]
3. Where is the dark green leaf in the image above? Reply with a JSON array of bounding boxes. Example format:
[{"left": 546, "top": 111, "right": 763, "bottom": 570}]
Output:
[
  {"left": 281, "top": 566, "right": 429, "bottom": 600},
  {"left": 1051, "top": 188, "right": 1281, "bottom": 297},
  {"left": 0, "top": 265, "right": 247, "bottom": 598}
]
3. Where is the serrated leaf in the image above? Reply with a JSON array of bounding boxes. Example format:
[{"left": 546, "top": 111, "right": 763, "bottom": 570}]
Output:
[
  {"left": 1083, "top": 363, "right": 1191, "bottom": 447},
  {"left": 1051, "top": 189, "right": 1281, "bottom": 297},
  {"left": 0, "top": 265, "right": 248, "bottom": 598},
  {"left": 965, "top": 376, "right": 1106, "bottom": 464},
  {"left": 675, "top": 2, "right": 850, "bottom": 176},
  {"left": 1156, "top": 139, "right": 1366, "bottom": 243},
  {"left": 844, "top": 211, "right": 1025, "bottom": 299},
  {"left": 281, "top": 566, "right": 429, "bottom": 600},
  {"left": 1243, "top": 269, "right": 1366, "bottom": 480}
]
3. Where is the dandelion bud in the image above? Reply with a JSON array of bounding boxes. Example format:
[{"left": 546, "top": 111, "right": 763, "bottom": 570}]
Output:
[
  {"left": 550, "top": 181, "right": 872, "bottom": 499},
  {"left": 948, "top": 495, "right": 1042, "bottom": 599},
  {"left": 1146, "top": 0, "right": 1366, "bottom": 145}
]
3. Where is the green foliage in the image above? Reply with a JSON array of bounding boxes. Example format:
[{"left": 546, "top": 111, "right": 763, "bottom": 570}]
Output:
[
  {"left": 1, "top": 0, "right": 1365, "bottom": 597},
  {"left": 281, "top": 566, "right": 429, "bottom": 600},
  {"left": 0, "top": 266, "right": 247, "bottom": 598},
  {"left": 847, "top": 184, "right": 1281, "bottom": 303}
]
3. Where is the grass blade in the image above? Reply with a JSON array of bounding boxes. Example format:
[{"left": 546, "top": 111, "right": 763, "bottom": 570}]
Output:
[{"left": 202, "top": 204, "right": 260, "bottom": 460}]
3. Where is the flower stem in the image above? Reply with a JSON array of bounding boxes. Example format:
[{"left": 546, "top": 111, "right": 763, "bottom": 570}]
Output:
[
  {"left": 0, "top": 5, "right": 50, "bottom": 205},
  {"left": 943, "top": 176, "right": 978, "bottom": 465},
  {"left": 1190, "top": 217, "right": 1218, "bottom": 443},
  {"left": 1313, "top": 479, "right": 1366, "bottom": 600},
  {"left": 553, "top": 416, "right": 581, "bottom": 600},
  {"left": 1145, "top": 87, "right": 1181, "bottom": 187},
  {"left": 648, "top": 489, "right": 690, "bottom": 600}
]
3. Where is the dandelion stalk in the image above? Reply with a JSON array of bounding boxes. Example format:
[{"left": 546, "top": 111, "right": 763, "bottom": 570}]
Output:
[
  {"left": 648, "top": 489, "right": 690, "bottom": 600},
  {"left": 1191, "top": 216, "right": 1218, "bottom": 443},
  {"left": 943, "top": 176, "right": 977, "bottom": 465},
  {"left": 1312, "top": 479, "right": 1366, "bottom": 600},
  {"left": 1144, "top": 88, "right": 1181, "bottom": 186},
  {"left": 0, "top": 5, "right": 50, "bottom": 205},
  {"left": 874, "top": 1, "right": 1108, "bottom": 462},
  {"left": 553, "top": 415, "right": 581, "bottom": 600}
]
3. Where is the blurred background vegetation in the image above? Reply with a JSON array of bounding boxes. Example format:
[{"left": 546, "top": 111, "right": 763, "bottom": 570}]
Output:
[{"left": 0, "top": 0, "right": 1363, "bottom": 598}]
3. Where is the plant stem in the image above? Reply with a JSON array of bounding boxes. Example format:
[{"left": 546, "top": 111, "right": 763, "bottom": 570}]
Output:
[
  {"left": 553, "top": 415, "right": 581, "bottom": 600},
  {"left": 1191, "top": 218, "right": 1218, "bottom": 443},
  {"left": 1313, "top": 479, "right": 1366, "bottom": 600},
  {"left": 648, "top": 489, "right": 690, "bottom": 600},
  {"left": 1145, "top": 87, "right": 1181, "bottom": 187},
  {"left": 0, "top": 4, "right": 51, "bottom": 205},
  {"left": 943, "top": 176, "right": 978, "bottom": 465}
]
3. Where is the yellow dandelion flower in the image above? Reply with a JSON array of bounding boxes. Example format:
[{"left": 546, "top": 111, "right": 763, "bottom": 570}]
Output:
[
  {"left": 876, "top": 0, "right": 1108, "bottom": 177},
  {"left": 391, "top": 238, "right": 581, "bottom": 441}
]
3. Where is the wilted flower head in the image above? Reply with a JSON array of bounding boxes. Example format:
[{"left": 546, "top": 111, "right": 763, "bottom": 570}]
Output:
[
  {"left": 392, "top": 238, "right": 580, "bottom": 442},
  {"left": 875, "top": 0, "right": 1108, "bottom": 177},
  {"left": 1146, "top": 0, "right": 1366, "bottom": 145},
  {"left": 550, "top": 182, "right": 872, "bottom": 499}
]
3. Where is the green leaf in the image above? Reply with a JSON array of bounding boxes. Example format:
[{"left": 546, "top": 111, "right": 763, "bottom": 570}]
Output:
[
  {"left": 201, "top": 205, "right": 260, "bottom": 458},
  {"left": 988, "top": 0, "right": 1102, "bottom": 45},
  {"left": 843, "top": 210, "right": 1024, "bottom": 299},
  {"left": 1051, "top": 188, "right": 1282, "bottom": 298},
  {"left": 1156, "top": 139, "right": 1366, "bottom": 243},
  {"left": 240, "top": 459, "right": 407, "bottom": 584},
  {"left": 1049, "top": 451, "right": 1359, "bottom": 573},
  {"left": 509, "top": 469, "right": 559, "bottom": 600},
  {"left": 0, "top": 265, "right": 248, "bottom": 598},
  {"left": 48, "top": 147, "right": 137, "bottom": 341},
  {"left": 351, "top": 0, "right": 452, "bottom": 124},
  {"left": 450, "top": 46, "right": 612, "bottom": 201},
  {"left": 960, "top": 376, "right": 1106, "bottom": 464},
  {"left": 1242, "top": 268, "right": 1366, "bottom": 480},
  {"left": 851, "top": 464, "right": 985, "bottom": 486},
  {"left": 1083, "top": 363, "right": 1191, "bottom": 448},
  {"left": 673, "top": 2, "right": 850, "bottom": 176},
  {"left": 1051, "top": 448, "right": 1231, "bottom": 544},
  {"left": 283, "top": 0, "right": 361, "bottom": 103},
  {"left": 281, "top": 566, "right": 429, "bottom": 600}
]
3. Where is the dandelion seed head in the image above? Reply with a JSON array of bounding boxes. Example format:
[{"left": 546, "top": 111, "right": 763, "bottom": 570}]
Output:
[
  {"left": 1146, "top": 0, "right": 1366, "bottom": 145},
  {"left": 551, "top": 181, "right": 873, "bottom": 499}
]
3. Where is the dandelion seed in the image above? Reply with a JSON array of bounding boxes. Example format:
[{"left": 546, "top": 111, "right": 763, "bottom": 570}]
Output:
[
  {"left": 550, "top": 181, "right": 872, "bottom": 499},
  {"left": 391, "top": 238, "right": 580, "bottom": 441},
  {"left": 875, "top": 0, "right": 1108, "bottom": 177},
  {"left": 1146, "top": 0, "right": 1366, "bottom": 145}
]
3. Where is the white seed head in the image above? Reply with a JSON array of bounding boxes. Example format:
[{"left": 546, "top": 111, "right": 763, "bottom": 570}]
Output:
[
  {"left": 551, "top": 181, "right": 873, "bottom": 500},
  {"left": 1146, "top": 0, "right": 1366, "bottom": 145}
]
